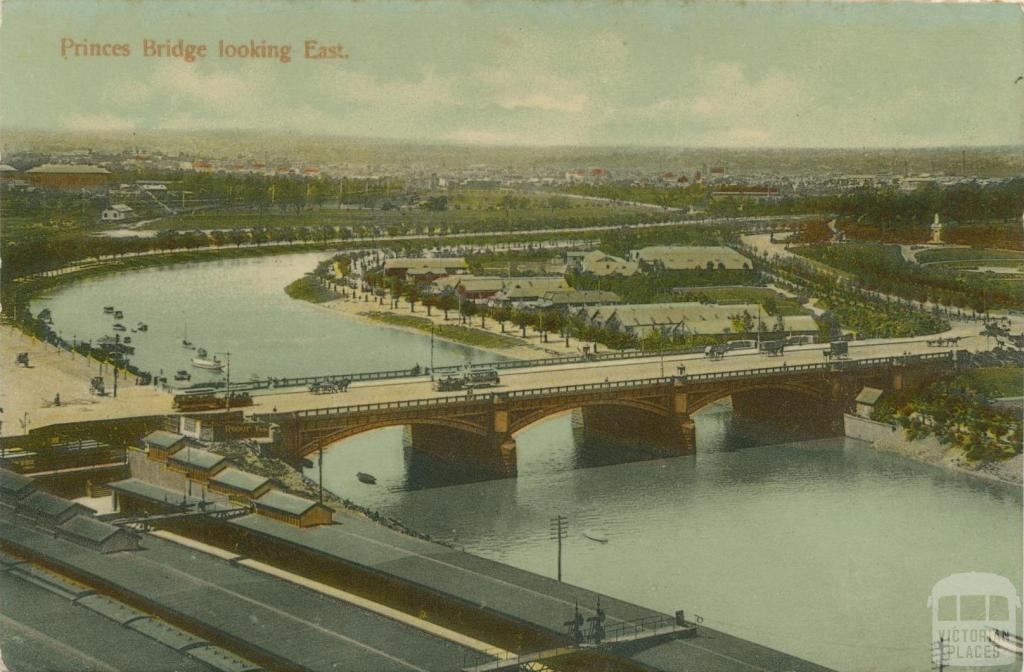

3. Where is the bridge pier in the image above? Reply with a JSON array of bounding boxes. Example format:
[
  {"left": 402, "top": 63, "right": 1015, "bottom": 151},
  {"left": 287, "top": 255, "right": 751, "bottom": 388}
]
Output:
[
  {"left": 580, "top": 406, "right": 696, "bottom": 458},
  {"left": 409, "top": 424, "right": 517, "bottom": 479}
]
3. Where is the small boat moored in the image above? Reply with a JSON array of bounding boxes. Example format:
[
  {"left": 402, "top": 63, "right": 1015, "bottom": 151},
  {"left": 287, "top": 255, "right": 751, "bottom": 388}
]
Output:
[
  {"left": 137, "top": 323, "right": 148, "bottom": 332},
  {"left": 112, "top": 323, "right": 127, "bottom": 332},
  {"left": 174, "top": 370, "right": 191, "bottom": 381},
  {"left": 103, "top": 306, "right": 115, "bottom": 314},
  {"left": 583, "top": 530, "right": 609, "bottom": 544},
  {"left": 113, "top": 310, "right": 124, "bottom": 319},
  {"left": 357, "top": 472, "right": 377, "bottom": 485}
]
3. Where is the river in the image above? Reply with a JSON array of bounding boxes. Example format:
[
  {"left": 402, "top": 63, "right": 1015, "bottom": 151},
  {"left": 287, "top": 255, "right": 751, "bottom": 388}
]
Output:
[{"left": 34, "top": 251, "right": 1023, "bottom": 672}]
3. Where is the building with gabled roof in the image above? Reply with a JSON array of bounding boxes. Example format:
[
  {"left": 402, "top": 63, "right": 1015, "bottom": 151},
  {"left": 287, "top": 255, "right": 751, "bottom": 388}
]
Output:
[
  {"left": 0, "top": 468, "right": 35, "bottom": 504},
  {"left": 142, "top": 430, "right": 189, "bottom": 462},
  {"left": 57, "top": 515, "right": 141, "bottom": 554},
  {"left": 16, "top": 490, "right": 94, "bottom": 527},
  {"left": 208, "top": 468, "right": 275, "bottom": 505},
  {"left": 579, "top": 251, "right": 639, "bottom": 277},
  {"left": 24, "top": 164, "right": 112, "bottom": 189},
  {"left": 253, "top": 490, "right": 333, "bottom": 527},
  {"left": 165, "top": 447, "right": 229, "bottom": 484},
  {"left": 632, "top": 246, "right": 752, "bottom": 271}
]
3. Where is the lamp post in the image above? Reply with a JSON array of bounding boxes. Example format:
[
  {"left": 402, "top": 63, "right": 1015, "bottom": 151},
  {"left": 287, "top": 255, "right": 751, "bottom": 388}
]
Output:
[
  {"left": 549, "top": 515, "right": 567, "bottom": 582},
  {"left": 430, "top": 324, "right": 435, "bottom": 381},
  {"left": 216, "top": 352, "right": 232, "bottom": 410}
]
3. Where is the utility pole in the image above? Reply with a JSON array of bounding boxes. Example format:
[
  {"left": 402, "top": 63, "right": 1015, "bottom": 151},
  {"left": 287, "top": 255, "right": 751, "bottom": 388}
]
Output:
[
  {"left": 932, "top": 636, "right": 948, "bottom": 672},
  {"left": 549, "top": 515, "right": 568, "bottom": 582},
  {"left": 217, "top": 352, "right": 232, "bottom": 410},
  {"left": 318, "top": 446, "right": 324, "bottom": 504},
  {"left": 430, "top": 324, "right": 435, "bottom": 380}
]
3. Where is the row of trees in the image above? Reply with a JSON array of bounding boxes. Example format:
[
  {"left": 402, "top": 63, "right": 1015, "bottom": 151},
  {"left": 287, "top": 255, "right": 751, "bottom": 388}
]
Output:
[
  {"left": 871, "top": 376, "right": 1022, "bottom": 462},
  {"left": 796, "top": 242, "right": 1019, "bottom": 313}
]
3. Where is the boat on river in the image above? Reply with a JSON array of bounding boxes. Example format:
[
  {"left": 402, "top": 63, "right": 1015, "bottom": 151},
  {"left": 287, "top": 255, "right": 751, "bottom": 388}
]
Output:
[
  {"left": 103, "top": 306, "right": 114, "bottom": 314},
  {"left": 112, "top": 323, "right": 126, "bottom": 332},
  {"left": 174, "top": 370, "right": 191, "bottom": 381},
  {"left": 583, "top": 530, "right": 609, "bottom": 544},
  {"left": 191, "top": 348, "right": 224, "bottom": 371},
  {"left": 136, "top": 322, "right": 148, "bottom": 332},
  {"left": 357, "top": 472, "right": 377, "bottom": 485},
  {"left": 113, "top": 310, "right": 124, "bottom": 319}
]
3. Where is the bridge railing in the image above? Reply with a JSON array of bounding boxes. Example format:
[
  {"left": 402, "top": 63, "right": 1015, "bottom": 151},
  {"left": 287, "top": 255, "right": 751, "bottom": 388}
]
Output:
[
  {"left": 276, "top": 352, "right": 952, "bottom": 420},
  {"left": 676, "top": 351, "right": 952, "bottom": 383}
]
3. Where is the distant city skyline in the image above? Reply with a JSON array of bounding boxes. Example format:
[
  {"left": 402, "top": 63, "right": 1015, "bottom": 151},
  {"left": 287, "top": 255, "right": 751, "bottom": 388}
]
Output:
[{"left": 2, "top": 0, "right": 1021, "bottom": 148}]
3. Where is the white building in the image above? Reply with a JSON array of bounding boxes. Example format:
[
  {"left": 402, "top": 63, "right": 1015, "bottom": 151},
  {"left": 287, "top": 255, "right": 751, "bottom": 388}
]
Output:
[{"left": 101, "top": 204, "right": 135, "bottom": 222}]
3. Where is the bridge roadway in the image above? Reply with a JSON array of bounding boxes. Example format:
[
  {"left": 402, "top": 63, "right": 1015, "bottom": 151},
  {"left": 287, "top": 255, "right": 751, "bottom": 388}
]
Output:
[{"left": 1, "top": 312, "right": 997, "bottom": 437}]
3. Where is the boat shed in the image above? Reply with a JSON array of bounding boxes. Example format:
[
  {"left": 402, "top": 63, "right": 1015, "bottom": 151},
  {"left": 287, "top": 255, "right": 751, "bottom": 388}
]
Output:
[
  {"left": 142, "top": 430, "right": 189, "bottom": 462},
  {"left": 16, "top": 490, "right": 94, "bottom": 527},
  {"left": 0, "top": 468, "right": 35, "bottom": 504},
  {"left": 253, "top": 490, "right": 333, "bottom": 527},
  {"left": 165, "top": 447, "right": 229, "bottom": 484},
  {"left": 57, "top": 515, "right": 140, "bottom": 554},
  {"left": 208, "top": 468, "right": 275, "bottom": 505}
]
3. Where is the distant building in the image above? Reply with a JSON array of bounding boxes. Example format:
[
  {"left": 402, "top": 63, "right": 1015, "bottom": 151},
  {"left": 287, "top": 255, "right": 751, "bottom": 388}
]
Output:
[
  {"left": 253, "top": 490, "right": 334, "bottom": 527},
  {"left": 537, "top": 290, "right": 621, "bottom": 310},
  {"left": 0, "top": 164, "right": 18, "bottom": 181},
  {"left": 711, "top": 187, "right": 781, "bottom": 202},
  {"left": 57, "top": 515, "right": 141, "bottom": 554},
  {"left": 491, "top": 277, "right": 571, "bottom": 307},
  {"left": 581, "top": 302, "right": 818, "bottom": 339},
  {"left": 383, "top": 258, "right": 468, "bottom": 281},
  {"left": 431, "top": 275, "right": 506, "bottom": 302},
  {"left": 101, "top": 204, "right": 135, "bottom": 222},
  {"left": 578, "top": 251, "right": 639, "bottom": 277},
  {"left": 631, "top": 246, "right": 752, "bottom": 271},
  {"left": 24, "top": 164, "right": 112, "bottom": 190}
]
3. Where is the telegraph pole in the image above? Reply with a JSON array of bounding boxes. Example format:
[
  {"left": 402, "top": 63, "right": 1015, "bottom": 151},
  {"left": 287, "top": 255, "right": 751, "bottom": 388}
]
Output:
[
  {"left": 318, "top": 446, "right": 324, "bottom": 504},
  {"left": 550, "top": 515, "right": 568, "bottom": 582}
]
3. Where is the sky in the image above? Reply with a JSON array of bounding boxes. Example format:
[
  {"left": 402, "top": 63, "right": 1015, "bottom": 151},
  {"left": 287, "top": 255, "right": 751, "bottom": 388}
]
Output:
[{"left": 1, "top": 0, "right": 1021, "bottom": 148}]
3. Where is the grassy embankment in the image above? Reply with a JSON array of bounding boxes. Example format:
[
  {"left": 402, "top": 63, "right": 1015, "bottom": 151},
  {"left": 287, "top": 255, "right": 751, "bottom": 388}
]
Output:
[
  {"left": 359, "top": 312, "right": 525, "bottom": 350},
  {"left": 284, "top": 276, "right": 341, "bottom": 303},
  {"left": 959, "top": 367, "right": 1024, "bottom": 399}
]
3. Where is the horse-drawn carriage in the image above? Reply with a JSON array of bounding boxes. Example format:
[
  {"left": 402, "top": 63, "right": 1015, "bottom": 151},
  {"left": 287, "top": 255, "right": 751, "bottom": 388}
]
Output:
[{"left": 308, "top": 378, "right": 352, "bottom": 395}]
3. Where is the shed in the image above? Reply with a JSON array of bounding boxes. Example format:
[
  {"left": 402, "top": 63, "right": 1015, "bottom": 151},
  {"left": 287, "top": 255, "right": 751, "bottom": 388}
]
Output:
[
  {"left": 166, "top": 447, "right": 229, "bottom": 484},
  {"left": 253, "top": 490, "right": 333, "bottom": 527},
  {"left": 142, "top": 430, "right": 188, "bottom": 462},
  {"left": 57, "top": 515, "right": 140, "bottom": 554},
  {"left": 16, "top": 490, "right": 94, "bottom": 527},
  {"left": 855, "top": 387, "right": 885, "bottom": 419},
  {"left": 208, "top": 468, "right": 275, "bottom": 505},
  {"left": 0, "top": 468, "right": 35, "bottom": 503}
]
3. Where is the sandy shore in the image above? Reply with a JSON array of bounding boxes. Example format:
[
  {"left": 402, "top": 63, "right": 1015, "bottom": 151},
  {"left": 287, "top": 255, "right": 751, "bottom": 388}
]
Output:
[
  {"left": 315, "top": 294, "right": 598, "bottom": 362},
  {"left": 872, "top": 428, "right": 1022, "bottom": 487},
  {"left": 0, "top": 325, "right": 173, "bottom": 436}
]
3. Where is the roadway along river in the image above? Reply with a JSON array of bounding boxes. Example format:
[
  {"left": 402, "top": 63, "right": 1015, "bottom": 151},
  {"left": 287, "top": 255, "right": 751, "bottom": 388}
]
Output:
[{"left": 35, "top": 251, "right": 1023, "bottom": 672}]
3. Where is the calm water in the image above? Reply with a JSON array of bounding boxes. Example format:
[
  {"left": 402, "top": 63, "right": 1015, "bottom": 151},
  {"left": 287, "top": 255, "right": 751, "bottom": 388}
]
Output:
[
  {"left": 37, "top": 252, "right": 1023, "bottom": 672},
  {"left": 32, "top": 252, "right": 503, "bottom": 384},
  {"left": 319, "top": 404, "right": 1022, "bottom": 672}
]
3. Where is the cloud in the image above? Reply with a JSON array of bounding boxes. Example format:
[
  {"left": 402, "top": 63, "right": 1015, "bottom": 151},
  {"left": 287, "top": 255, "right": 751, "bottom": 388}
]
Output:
[
  {"left": 323, "top": 67, "right": 458, "bottom": 109},
  {"left": 151, "top": 62, "right": 260, "bottom": 108},
  {"left": 65, "top": 113, "right": 137, "bottom": 132}
]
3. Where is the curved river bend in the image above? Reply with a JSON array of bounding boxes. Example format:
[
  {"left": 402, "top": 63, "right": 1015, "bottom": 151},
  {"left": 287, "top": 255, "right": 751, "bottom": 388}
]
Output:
[{"left": 35, "top": 252, "right": 1022, "bottom": 672}]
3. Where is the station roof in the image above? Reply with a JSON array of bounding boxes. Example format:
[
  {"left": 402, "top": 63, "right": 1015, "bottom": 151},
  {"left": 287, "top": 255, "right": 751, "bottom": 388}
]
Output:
[
  {"left": 210, "top": 468, "right": 272, "bottom": 494},
  {"left": 58, "top": 515, "right": 127, "bottom": 544},
  {"left": 18, "top": 490, "right": 93, "bottom": 519},
  {"left": 0, "top": 468, "right": 35, "bottom": 497}
]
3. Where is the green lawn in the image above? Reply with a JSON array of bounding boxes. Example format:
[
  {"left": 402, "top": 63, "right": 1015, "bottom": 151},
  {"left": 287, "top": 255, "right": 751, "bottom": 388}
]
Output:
[
  {"left": 284, "top": 276, "right": 340, "bottom": 303},
  {"left": 960, "top": 368, "right": 1024, "bottom": 399},
  {"left": 673, "top": 286, "right": 810, "bottom": 316},
  {"left": 916, "top": 247, "right": 1024, "bottom": 265},
  {"left": 360, "top": 311, "right": 525, "bottom": 350}
]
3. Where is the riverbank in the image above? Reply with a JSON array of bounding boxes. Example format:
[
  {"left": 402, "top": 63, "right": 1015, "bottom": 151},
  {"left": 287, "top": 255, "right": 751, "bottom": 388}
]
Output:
[
  {"left": 284, "top": 275, "right": 341, "bottom": 303},
  {"left": 315, "top": 294, "right": 597, "bottom": 361},
  {"left": 845, "top": 414, "right": 1022, "bottom": 486}
]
